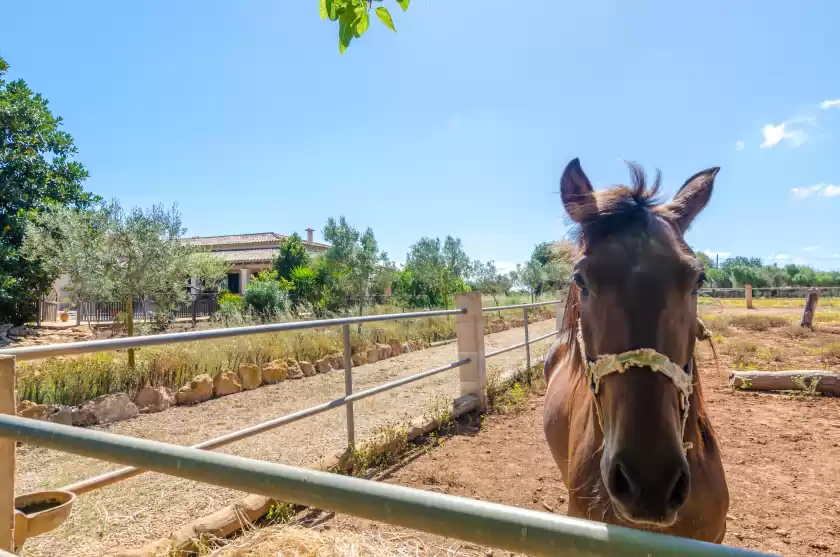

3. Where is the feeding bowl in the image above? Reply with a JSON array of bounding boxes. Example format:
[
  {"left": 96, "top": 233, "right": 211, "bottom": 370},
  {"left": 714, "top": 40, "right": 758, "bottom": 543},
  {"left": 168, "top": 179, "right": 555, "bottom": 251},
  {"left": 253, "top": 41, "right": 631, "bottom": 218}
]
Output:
[{"left": 13, "top": 490, "right": 75, "bottom": 551}]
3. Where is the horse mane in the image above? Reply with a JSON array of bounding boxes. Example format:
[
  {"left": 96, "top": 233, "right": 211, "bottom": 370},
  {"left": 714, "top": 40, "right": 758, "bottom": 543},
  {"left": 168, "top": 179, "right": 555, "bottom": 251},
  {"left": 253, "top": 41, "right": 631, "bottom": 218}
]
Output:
[{"left": 557, "top": 163, "right": 719, "bottom": 455}]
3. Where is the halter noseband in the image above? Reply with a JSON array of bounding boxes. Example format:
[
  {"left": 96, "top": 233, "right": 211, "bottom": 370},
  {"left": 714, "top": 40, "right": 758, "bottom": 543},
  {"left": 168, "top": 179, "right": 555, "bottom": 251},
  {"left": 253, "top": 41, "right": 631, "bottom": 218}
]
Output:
[{"left": 576, "top": 319, "right": 703, "bottom": 453}]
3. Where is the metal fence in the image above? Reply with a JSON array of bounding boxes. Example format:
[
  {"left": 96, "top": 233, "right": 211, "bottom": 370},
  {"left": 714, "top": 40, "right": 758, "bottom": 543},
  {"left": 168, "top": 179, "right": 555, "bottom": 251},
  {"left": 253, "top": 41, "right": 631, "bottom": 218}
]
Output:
[
  {"left": 699, "top": 286, "right": 840, "bottom": 299},
  {"left": 78, "top": 294, "right": 219, "bottom": 323},
  {"left": 0, "top": 290, "right": 773, "bottom": 555}
]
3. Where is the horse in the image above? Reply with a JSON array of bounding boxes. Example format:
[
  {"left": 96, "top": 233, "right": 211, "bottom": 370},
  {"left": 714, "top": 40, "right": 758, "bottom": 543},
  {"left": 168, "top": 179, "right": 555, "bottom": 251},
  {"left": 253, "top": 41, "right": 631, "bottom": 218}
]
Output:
[{"left": 542, "top": 158, "right": 729, "bottom": 542}]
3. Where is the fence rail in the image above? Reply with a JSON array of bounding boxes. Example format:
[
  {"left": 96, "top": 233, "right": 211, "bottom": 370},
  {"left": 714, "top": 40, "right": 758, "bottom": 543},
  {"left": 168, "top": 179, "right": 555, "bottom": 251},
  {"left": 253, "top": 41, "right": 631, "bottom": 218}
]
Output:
[
  {"left": 699, "top": 286, "right": 840, "bottom": 299},
  {"left": 0, "top": 289, "right": 773, "bottom": 555},
  {"left": 0, "top": 415, "right": 769, "bottom": 557}
]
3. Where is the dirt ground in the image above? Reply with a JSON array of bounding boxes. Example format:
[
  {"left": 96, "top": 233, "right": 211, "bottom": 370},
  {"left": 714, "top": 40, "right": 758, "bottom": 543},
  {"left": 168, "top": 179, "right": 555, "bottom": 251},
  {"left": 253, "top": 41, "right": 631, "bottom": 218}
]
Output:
[
  {"left": 17, "top": 320, "right": 558, "bottom": 557},
  {"left": 268, "top": 321, "right": 840, "bottom": 557}
]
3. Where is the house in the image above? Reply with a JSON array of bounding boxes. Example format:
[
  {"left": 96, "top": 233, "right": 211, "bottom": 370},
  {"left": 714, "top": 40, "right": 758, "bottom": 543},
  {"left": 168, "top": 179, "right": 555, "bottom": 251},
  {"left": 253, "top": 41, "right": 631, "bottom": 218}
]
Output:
[{"left": 182, "top": 229, "right": 329, "bottom": 294}]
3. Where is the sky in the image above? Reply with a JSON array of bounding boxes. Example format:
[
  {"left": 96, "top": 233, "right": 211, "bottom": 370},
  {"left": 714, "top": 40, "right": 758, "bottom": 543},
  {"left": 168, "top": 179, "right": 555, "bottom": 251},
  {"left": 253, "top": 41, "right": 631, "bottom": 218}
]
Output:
[{"left": 4, "top": 0, "right": 840, "bottom": 274}]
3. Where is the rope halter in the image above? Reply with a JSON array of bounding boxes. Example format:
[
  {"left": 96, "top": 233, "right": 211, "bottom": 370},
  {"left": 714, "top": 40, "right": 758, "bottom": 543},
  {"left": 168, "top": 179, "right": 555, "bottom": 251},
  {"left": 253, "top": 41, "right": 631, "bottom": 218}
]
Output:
[{"left": 576, "top": 320, "right": 696, "bottom": 452}]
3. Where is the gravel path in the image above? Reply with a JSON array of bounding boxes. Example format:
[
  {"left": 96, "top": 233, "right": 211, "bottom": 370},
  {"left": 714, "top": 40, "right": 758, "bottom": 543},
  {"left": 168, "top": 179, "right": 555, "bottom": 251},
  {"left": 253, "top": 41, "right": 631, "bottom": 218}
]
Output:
[{"left": 17, "top": 320, "right": 557, "bottom": 557}]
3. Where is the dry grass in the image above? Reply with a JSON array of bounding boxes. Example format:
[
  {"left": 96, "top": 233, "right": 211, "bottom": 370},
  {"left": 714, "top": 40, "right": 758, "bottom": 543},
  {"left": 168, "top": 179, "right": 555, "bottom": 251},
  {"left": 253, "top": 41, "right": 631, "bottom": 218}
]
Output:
[
  {"left": 727, "top": 314, "right": 791, "bottom": 332},
  {"left": 17, "top": 300, "right": 557, "bottom": 406},
  {"left": 210, "top": 523, "right": 447, "bottom": 557},
  {"left": 819, "top": 343, "right": 840, "bottom": 365}
]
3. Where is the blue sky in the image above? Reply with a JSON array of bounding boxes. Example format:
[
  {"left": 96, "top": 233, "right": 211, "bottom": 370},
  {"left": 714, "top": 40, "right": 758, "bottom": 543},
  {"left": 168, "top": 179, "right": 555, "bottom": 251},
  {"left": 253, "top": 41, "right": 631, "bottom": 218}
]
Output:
[{"left": 4, "top": 0, "right": 840, "bottom": 273}]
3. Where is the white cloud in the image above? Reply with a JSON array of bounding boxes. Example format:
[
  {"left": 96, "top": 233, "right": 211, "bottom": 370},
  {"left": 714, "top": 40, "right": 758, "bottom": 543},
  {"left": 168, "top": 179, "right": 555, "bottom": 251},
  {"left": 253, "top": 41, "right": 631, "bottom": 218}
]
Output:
[
  {"left": 761, "top": 122, "right": 808, "bottom": 148},
  {"left": 734, "top": 140, "right": 745, "bottom": 151},
  {"left": 802, "top": 246, "right": 820, "bottom": 252},
  {"left": 770, "top": 253, "right": 791, "bottom": 261},
  {"left": 791, "top": 183, "right": 840, "bottom": 199},
  {"left": 791, "top": 184, "right": 823, "bottom": 199},
  {"left": 820, "top": 99, "right": 840, "bottom": 110},
  {"left": 703, "top": 250, "right": 731, "bottom": 260}
]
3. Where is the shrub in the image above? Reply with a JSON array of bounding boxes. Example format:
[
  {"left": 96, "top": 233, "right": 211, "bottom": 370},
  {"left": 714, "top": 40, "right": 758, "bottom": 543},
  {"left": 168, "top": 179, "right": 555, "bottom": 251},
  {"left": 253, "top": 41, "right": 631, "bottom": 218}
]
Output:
[
  {"left": 244, "top": 279, "right": 288, "bottom": 320},
  {"left": 728, "top": 314, "right": 789, "bottom": 332}
]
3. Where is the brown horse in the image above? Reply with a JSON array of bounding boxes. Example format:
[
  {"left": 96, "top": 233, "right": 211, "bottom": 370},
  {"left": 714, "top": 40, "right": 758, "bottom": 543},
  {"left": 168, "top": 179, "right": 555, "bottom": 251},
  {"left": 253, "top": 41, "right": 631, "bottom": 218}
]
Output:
[{"left": 543, "top": 158, "right": 729, "bottom": 542}]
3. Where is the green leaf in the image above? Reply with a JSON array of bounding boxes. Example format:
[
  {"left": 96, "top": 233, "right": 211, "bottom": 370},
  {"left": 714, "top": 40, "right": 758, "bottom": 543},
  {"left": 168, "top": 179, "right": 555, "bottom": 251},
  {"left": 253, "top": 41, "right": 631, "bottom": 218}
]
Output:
[
  {"left": 355, "top": 12, "right": 369, "bottom": 37},
  {"left": 326, "top": 0, "right": 338, "bottom": 21},
  {"left": 375, "top": 6, "right": 396, "bottom": 32},
  {"left": 396, "top": 0, "right": 410, "bottom": 12},
  {"left": 338, "top": 20, "right": 354, "bottom": 54},
  {"left": 319, "top": 0, "right": 329, "bottom": 20}
]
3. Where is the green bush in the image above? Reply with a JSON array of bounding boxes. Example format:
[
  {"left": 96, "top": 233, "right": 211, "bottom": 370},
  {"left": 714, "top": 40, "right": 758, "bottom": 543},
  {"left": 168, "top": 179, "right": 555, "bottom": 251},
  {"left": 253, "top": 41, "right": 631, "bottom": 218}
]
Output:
[{"left": 244, "top": 278, "right": 288, "bottom": 320}]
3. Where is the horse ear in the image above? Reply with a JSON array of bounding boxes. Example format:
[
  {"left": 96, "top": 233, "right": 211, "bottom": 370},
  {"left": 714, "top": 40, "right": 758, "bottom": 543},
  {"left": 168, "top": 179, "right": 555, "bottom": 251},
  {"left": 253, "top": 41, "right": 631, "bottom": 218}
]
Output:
[
  {"left": 560, "top": 158, "right": 597, "bottom": 222},
  {"left": 666, "top": 167, "right": 719, "bottom": 232}
]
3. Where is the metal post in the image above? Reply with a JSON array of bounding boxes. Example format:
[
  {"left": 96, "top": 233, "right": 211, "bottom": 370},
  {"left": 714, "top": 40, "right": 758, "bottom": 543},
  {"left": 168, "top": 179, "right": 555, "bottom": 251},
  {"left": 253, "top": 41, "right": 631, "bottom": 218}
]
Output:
[
  {"left": 523, "top": 307, "right": 531, "bottom": 385},
  {"left": 455, "top": 292, "right": 486, "bottom": 409},
  {"left": 0, "top": 357, "right": 15, "bottom": 551},
  {"left": 342, "top": 324, "right": 355, "bottom": 451}
]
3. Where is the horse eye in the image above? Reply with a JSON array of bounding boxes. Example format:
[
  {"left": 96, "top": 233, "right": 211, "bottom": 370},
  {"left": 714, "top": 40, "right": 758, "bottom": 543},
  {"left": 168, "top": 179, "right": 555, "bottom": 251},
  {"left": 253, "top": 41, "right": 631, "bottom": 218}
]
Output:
[
  {"left": 692, "top": 272, "right": 706, "bottom": 294},
  {"left": 574, "top": 273, "right": 589, "bottom": 296}
]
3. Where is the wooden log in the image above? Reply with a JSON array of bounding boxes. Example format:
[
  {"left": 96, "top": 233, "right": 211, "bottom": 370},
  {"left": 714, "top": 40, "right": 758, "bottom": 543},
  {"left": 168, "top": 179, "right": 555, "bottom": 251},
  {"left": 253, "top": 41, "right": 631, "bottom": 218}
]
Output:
[
  {"left": 729, "top": 370, "right": 840, "bottom": 395},
  {"left": 801, "top": 288, "right": 820, "bottom": 328},
  {"left": 745, "top": 284, "right": 753, "bottom": 309}
]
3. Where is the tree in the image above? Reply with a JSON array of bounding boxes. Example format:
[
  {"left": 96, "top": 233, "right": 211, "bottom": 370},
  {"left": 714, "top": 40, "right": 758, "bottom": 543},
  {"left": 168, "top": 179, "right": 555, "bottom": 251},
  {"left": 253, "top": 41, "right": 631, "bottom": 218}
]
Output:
[
  {"left": 403, "top": 236, "right": 472, "bottom": 309},
  {"left": 25, "top": 200, "right": 192, "bottom": 365},
  {"left": 23, "top": 204, "right": 110, "bottom": 307},
  {"left": 1, "top": 56, "right": 100, "bottom": 323},
  {"left": 272, "top": 233, "right": 311, "bottom": 280},
  {"left": 471, "top": 261, "right": 511, "bottom": 307},
  {"left": 323, "top": 216, "right": 389, "bottom": 319},
  {"left": 183, "top": 250, "right": 230, "bottom": 324},
  {"left": 517, "top": 258, "right": 547, "bottom": 302},
  {"left": 320, "top": 0, "right": 410, "bottom": 54},
  {"left": 695, "top": 252, "right": 714, "bottom": 270}
]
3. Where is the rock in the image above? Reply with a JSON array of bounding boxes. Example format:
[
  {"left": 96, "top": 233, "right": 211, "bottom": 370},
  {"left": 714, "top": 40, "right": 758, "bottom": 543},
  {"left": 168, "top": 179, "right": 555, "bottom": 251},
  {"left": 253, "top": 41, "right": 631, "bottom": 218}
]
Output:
[
  {"left": 79, "top": 393, "right": 138, "bottom": 424},
  {"left": 214, "top": 371, "right": 243, "bottom": 397},
  {"left": 352, "top": 353, "right": 367, "bottom": 367},
  {"left": 71, "top": 407, "right": 97, "bottom": 427},
  {"left": 316, "top": 358, "right": 333, "bottom": 374},
  {"left": 286, "top": 361, "right": 304, "bottom": 380},
  {"left": 387, "top": 339, "right": 403, "bottom": 358},
  {"left": 366, "top": 347, "right": 379, "bottom": 364},
  {"left": 175, "top": 374, "right": 214, "bottom": 405},
  {"left": 261, "top": 360, "right": 288, "bottom": 384},
  {"left": 134, "top": 386, "right": 174, "bottom": 413},
  {"left": 377, "top": 343, "right": 392, "bottom": 360},
  {"left": 298, "top": 361, "right": 316, "bottom": 377},
  {"left": 329, "top": 353, "right": 344, "bottom": 370},
  {"left": 402, "top": 342, "right": 411, "bottom": 354},
  {"left": 16, "top": 401, "right": 55, "bottom": 421},
  {"left": 237, "top": 363, "right": 262, "bottom": 390},
  {"left": 47, "top": 407, "right": 73, "bottom": 426},
  {"left": 0, "top": 324, "right": 12, "bottom": 336}
]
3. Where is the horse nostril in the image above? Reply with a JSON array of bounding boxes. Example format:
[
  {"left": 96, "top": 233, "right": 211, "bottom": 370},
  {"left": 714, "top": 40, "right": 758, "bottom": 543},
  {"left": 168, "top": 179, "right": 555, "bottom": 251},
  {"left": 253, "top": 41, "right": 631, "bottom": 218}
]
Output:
[
  {"left": 667, "top": 468, "right": 690, "bottom": 510},
  {"left": 609, "top": 462, "right": 635, "bottom": 500}
]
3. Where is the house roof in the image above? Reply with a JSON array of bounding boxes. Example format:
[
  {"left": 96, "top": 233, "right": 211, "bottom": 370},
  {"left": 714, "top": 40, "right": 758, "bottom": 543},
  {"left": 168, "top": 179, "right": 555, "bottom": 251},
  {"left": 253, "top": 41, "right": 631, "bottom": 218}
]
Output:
[
  {"left": 214, "top": 248, "right": 283, "bottom": 264},
  {"left": 182, "top": 232, "right": 330, "bottom": 250}
]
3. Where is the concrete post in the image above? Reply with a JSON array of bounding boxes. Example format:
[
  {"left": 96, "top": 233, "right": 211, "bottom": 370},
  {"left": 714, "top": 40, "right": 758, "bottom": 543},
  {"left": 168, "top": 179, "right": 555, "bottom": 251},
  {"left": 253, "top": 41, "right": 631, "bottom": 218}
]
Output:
[
  {"left": 455, "top": 292, "right": 486, "bottom": 408},
  {"left": 0, "top": 357, "right": 15, "bottom": 551},
  {"left": 239, "top": 268, "right": 250, "bottom": 294},
  {"left": 745, "top": 284, "right": 753, "bottom": 309}
]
